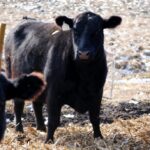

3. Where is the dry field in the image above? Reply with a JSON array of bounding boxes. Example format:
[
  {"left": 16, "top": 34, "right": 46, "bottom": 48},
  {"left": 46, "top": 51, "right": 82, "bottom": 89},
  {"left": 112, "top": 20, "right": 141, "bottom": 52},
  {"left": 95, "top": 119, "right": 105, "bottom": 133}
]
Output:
[{"left": 0, "top": 0, "right": 150, "bottom": 149}]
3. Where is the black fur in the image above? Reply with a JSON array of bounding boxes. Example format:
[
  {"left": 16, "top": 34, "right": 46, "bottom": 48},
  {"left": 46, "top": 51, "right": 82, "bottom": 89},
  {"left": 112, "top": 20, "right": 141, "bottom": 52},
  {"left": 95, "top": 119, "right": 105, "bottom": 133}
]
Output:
[
  {"left": 0, "top": 73, "right": 45, "bottom": 141},
  {"left": 4, "top": 11, "right": 122, "bottom": 142},
  {"left": 103, "top": 16, "right": 122, "bottom": 28}
]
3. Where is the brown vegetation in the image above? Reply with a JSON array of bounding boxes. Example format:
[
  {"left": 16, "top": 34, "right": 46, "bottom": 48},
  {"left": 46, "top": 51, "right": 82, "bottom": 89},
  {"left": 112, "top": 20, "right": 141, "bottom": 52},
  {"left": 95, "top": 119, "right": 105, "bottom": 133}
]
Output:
[{"left": 0, "top": 0, "right": 150, "bottom": 149}]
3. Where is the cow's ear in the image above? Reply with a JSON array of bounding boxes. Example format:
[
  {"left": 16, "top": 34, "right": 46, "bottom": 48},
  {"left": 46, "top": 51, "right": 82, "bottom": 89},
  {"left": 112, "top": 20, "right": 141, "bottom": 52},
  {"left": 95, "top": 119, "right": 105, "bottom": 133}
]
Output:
[
  {"left": 103, "top": 16, "right": 122, "bottom": 29},
  {"left": 55, "top": 16, "right": 73, "bottom": 28}
]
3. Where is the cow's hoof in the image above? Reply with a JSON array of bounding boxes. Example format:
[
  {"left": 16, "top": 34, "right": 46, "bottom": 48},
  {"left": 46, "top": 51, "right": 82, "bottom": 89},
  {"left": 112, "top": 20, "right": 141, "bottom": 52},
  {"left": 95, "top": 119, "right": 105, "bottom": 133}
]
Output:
[
  {"left": 45, "top": 139, "right": 54, "bottom": 144},
  {"left": 45, "top": 138, "right": 54, "bottom": 144},
  {"left": 94, "top": 133, "right": 103, "bottom": 139}
]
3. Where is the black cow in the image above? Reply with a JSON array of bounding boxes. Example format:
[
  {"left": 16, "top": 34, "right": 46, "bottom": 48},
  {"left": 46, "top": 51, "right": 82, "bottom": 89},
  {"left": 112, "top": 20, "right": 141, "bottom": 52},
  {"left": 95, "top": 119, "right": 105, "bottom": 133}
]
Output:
[
  {"left": 0, "top": 72, "right": 46, "bottom": 141},
  {"left": 5, "top": 11, "right": 122, "bottom": 142}
]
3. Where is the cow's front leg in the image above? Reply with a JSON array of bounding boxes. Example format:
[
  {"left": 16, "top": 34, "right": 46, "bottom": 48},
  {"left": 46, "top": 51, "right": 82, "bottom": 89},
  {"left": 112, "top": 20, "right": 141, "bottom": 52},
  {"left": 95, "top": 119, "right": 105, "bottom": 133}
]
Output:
[
  {"left": 89, "top": 100, "right": 103, "bottom": 139},
  {"left": 45, "top": 94, "right": 62, "bottom": 143},
  {"left": 14, "top": 99, "right": 24, "bottom": 132}
]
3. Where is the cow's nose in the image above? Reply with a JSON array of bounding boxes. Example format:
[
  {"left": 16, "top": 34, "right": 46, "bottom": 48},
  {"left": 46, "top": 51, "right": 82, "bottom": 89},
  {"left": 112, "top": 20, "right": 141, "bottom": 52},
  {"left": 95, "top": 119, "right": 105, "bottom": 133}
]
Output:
[{"left": 78, "top": 51, "right": 90, "bottom": 60}]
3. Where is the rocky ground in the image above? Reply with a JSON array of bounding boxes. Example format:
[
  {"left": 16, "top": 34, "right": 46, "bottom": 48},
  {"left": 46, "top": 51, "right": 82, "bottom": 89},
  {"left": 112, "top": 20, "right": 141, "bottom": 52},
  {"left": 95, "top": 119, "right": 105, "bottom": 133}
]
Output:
[{"left": 0, "top": 0, "right": 150, "bottom": 149}]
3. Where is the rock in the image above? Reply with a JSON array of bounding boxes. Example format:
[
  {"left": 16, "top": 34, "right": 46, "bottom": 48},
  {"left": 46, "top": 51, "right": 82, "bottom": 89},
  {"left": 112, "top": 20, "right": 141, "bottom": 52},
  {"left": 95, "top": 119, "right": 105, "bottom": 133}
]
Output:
[
  {"left": 115, "top": 55, "right": 130, "bottom": 69},
  {"left": 128, "top": 59, "right": 146, "bottom": 72},
  {"left": 115, "top": 60, "right": 128, "bottom": 69},
  {"left": 129, "top": 54, "right": 141, "bottom": 60},
  {"left": 138, "top": 46, "right": 144, "bottom": 51}
]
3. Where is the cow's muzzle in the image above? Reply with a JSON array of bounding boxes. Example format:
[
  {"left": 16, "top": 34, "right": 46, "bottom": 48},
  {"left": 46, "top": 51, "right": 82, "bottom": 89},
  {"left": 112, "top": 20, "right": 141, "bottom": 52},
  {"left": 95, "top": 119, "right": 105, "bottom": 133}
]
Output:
[{"left": 77, "top": 50, "right": 90, "bottom": 60}]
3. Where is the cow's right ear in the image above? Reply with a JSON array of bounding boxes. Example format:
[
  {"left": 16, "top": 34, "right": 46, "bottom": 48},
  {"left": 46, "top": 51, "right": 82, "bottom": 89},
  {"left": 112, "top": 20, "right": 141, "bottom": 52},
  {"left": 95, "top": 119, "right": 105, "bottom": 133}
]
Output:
[{"left": 55, "top": 16, "right": 73, "bottom": 28}]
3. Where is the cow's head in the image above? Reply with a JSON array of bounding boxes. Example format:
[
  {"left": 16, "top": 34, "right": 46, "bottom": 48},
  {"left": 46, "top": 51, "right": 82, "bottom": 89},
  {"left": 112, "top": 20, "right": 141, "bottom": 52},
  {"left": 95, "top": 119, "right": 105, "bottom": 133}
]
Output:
[{"left": 56, "top": 12, "right": 122, "bottom": 61}]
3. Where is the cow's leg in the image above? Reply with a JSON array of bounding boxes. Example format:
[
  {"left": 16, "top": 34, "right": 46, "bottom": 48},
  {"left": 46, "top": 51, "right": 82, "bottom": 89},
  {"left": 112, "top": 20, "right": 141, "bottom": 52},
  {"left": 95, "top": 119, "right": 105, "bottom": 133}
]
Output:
[
  {"left": 45, "top": 95, "right": 62, "bottom": 143},
  {"left": 89, "top": 101, "right": 103, "bottom": 139},
  {"left": 32, "top": 101, "right": 46, "bottom": 132},
  {"left": 46, "top": 106, "right": 61, "bottom": 143},
  {"left": 89, "top": 90, "right": 103, "bottom": 139},
  {"left": 14, "top": 99, "right": 24, "bottom": 132}
]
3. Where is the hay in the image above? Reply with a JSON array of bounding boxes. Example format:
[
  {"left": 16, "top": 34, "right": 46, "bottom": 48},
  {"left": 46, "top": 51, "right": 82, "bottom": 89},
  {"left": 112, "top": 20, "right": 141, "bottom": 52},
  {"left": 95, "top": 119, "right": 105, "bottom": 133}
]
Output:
[
  {"left": 1, "top": 115, "right": 150, "bottom": 150},
  {"left": 0, "top": 0, "right": 149, "bottom": 149}
]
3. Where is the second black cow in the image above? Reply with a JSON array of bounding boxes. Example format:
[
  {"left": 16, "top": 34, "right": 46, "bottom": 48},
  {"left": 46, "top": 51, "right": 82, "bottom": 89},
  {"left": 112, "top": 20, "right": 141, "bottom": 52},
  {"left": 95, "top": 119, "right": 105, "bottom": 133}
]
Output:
[{"left": 5, "top": 11, "right": 122, "bottom": 142}]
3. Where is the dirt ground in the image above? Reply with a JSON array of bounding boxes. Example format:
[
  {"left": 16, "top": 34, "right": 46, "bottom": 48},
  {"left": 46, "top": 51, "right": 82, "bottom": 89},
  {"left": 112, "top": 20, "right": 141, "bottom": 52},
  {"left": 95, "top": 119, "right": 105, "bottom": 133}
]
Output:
[{"left": 0, "top": 0, "right": 150, "bottom": 149}]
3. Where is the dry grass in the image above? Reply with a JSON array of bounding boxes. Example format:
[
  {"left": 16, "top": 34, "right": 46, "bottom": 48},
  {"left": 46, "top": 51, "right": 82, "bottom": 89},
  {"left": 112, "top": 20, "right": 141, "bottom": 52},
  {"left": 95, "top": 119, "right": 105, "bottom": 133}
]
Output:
[
  {"left": 1, "top": 115, "right": 150, "bottom": 149},
  {"left": 0, "top": 0, "right": 150, "bottom": 149},
  {"left": 104, "top": 79, "right": 150, "bottom": 104}
]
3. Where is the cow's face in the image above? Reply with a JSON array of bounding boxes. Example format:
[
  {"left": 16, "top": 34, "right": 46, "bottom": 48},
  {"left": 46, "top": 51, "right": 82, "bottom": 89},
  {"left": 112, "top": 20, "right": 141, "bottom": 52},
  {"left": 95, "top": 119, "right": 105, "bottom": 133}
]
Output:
[{"left": 56, "top": 12, "right": 122, "bottom": 61}]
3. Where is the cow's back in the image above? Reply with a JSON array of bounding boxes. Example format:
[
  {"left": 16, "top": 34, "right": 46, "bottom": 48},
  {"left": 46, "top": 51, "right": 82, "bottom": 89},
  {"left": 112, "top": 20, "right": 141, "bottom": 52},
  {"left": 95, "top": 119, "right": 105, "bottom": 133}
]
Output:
[{"left": 5, "top": 20, "right": 60, "bottom": 78}]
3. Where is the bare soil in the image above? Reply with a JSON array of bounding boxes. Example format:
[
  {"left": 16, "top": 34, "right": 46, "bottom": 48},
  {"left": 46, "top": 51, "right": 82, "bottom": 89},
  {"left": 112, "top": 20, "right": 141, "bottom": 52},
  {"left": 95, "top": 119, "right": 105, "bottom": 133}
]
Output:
[{"left": 0, "top": 0, "right": 150, "bottom": 149}]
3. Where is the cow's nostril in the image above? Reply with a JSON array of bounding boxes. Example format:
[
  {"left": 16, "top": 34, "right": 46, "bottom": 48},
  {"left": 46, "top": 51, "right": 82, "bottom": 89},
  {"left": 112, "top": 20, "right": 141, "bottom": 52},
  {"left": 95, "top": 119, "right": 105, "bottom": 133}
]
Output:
[
  {"left": 78, "top": 51, "right": 90, "bottom": 56},
  {"left": 78, "top": 51, "right": 82, "bottom": 55},
  {"left": 86, "top": 52, "right": 90, "bottom": 56}
]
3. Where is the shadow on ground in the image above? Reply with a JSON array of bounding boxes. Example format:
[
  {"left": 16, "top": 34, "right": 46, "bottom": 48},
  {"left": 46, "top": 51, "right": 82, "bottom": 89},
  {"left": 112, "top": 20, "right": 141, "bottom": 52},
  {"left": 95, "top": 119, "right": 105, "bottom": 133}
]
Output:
[{"left": 6, "top": 100, "right": 150, "bottom": 127}]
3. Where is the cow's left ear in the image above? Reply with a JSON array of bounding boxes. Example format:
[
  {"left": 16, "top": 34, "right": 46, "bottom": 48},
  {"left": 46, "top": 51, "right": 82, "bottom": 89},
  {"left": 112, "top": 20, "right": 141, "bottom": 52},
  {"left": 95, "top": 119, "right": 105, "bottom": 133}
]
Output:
[
  {"left": 103, "top": 16, "right": 122, "bottom": 29},
  {"left": 55, "top": 16, "right": 73, "bottom": 28}
]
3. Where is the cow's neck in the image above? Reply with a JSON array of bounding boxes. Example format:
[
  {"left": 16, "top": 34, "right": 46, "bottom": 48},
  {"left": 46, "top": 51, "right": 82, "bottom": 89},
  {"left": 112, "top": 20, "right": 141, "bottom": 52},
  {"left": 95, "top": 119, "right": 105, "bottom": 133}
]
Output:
[{"left": 74, "top": 60, "right": 98, "bottom": 80}]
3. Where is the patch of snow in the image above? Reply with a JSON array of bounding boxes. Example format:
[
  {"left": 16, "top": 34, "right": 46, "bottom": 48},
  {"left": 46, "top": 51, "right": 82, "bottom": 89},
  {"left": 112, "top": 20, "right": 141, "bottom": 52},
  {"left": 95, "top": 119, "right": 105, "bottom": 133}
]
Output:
[
  {"left": 143, "top": 50, "right": 150, "bottom": 56},
  {"left": 118, "top": 69, "right": 134, "bottom": 75},
  {"left": 63, "top": 114, "right": 75, "bottom": 118},
  {"left": 6, "top": 118, "right": 10, "bottom": 123},
  {"left": 117, "top": 56, "right": 130, "bottom": 61},
  {"left": 115, "top": 78, "right": 150, "bottom": 84},
  {"left": 45, "top": 117, "right": 48, "bottom": 125},
  {"left": 141, "top": 53, "right": 150, "bottom": 60},
  {"left": 145, "top": 62, "right": 150, "bottom": 67},
  {"left": 26, "top": 104, "right": 33, "bottom": 111},
  {"left": 129, "top": 99, "right": 139, "bottom": 104}
]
